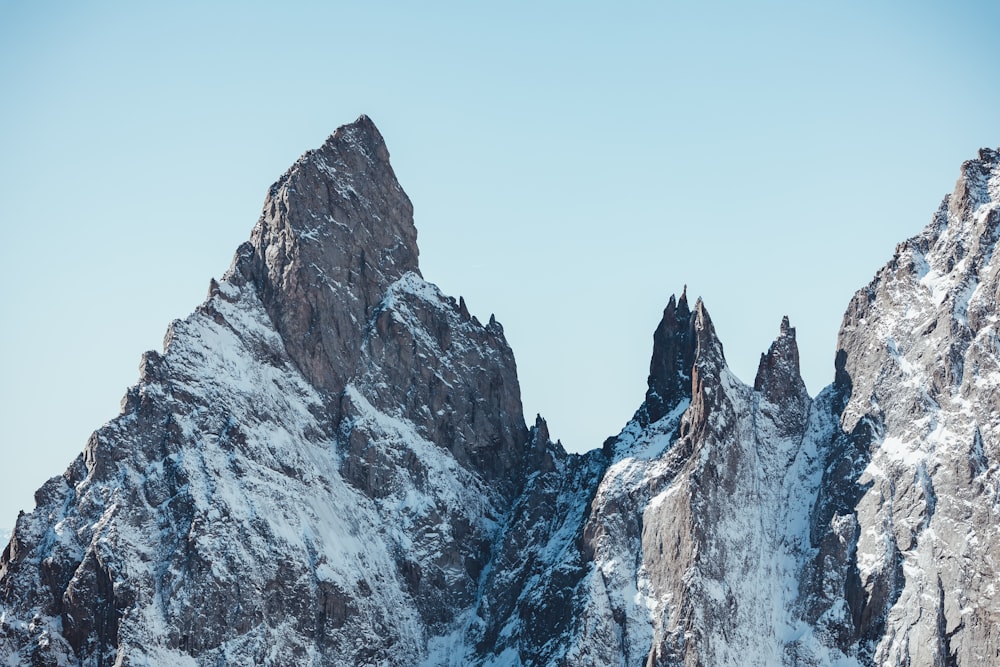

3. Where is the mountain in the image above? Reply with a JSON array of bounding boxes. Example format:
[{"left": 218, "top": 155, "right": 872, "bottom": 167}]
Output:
[{"left": 1, "top": 117, "right": 997, "bottom": 666}]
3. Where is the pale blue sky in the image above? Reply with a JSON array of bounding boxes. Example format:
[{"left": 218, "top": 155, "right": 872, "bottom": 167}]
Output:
[{"left": 1, "top": 1, "right": 998, "bottom": 529}]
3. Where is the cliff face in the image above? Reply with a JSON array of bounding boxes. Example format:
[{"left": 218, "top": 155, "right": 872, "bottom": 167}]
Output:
[
  {"left": 1, "top": 118, "right": 998, "bottom": 666},
  {"left": 811, "top": 148, "right": 1000, "bottom": 665}
]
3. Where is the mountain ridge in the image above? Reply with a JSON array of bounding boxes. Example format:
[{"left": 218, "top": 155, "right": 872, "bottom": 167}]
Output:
[{"left": 2, "top": 116, "right": 998, "bottom": 666}]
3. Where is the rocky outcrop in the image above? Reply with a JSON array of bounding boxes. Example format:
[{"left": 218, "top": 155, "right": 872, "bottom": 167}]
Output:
[{"left": 1, "top": 119, "right": 998, "bottom": 666}]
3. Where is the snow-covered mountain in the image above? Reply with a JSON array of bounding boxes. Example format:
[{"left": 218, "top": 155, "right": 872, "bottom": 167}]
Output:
[{"left": 2, "top": 117, "right": 997, "bottom": 666}]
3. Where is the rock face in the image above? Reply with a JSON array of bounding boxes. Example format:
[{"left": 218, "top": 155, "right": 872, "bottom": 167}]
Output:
[
  {"left": 807, "top": 148, "right": 1000, "bottom": 665},
  {"left": 1, "top": 118, "right": 998, "bottom": 666}
]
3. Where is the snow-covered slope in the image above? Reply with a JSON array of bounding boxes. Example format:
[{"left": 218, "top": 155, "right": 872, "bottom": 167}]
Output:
[{"left": 1, "top": 119, "right": 998, "bottom": 666}]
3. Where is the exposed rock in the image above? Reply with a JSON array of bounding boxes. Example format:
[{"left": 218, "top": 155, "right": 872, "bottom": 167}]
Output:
[
  {"left": 2, "top": 120, "right": 998, "bottom": 666},
  {"left": 231, "top": 115, "right": 420, "bottom": 398},
  {"left": 642, "top": 289, "right": 695, "bottom": 426}
]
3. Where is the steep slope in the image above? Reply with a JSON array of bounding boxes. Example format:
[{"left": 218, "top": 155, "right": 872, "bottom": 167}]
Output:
[
  {"left": 807, "top": 148, "right": 1000, "bottom": 664},
  {"left": 0, "top": 116, "right": 541, "bottom": 666}
]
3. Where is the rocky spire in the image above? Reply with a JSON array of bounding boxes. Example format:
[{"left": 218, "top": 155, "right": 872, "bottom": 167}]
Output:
[
  {"left": 228, "top": 114, "right": 420, "bottom": 395},
  {"left": 753, "top": 315, "right": 811, "bottom": 438},
  {"left": 754, "top": 316, "right": 806, "bottom": 400},
  {"left": 679, "top": 297, "right": 728, "bottom": 441},
  {"left": 640, "top": 289, "right": 729, "bottom": 430},
  {"left": 690, "top": 296, "right": 725, "bottom": 373},
  {"left": 643, "top": 288, "right": 695, "bottom": 424}
]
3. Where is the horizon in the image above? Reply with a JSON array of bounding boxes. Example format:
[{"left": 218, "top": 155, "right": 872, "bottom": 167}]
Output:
[{"left": 2, "top": 1, "right": 999, "bottom": 529}]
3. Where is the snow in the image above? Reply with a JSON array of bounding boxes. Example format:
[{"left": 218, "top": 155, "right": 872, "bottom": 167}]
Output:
[{"left": 875, "top": 436, "right": 925, "bottom": 467}]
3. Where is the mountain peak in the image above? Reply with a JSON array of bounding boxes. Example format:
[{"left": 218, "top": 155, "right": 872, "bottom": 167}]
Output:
[
  {"left": 948, "top": 145, "right": 1000, "bottom": 221},
  {"left": 643, "top": 290, "right": 696, "bottom": 424},
  {"left": 318, "top": 114, "right": 391, "bottom": 165},
  {"left": 229, "top": 116, "right": 419, "bottom": 394},
  {"left": 754, "top": 315, "right": 807, "bottom": 405},
  {"left": 641, "top": 291, "right": 728, "bottom": 427},
  {"left": 691, "top": 296, "right": 725, "bottom": 371}
]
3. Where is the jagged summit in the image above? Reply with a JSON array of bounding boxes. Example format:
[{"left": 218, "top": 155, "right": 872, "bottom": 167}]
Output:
[
  {"left": 948, "top": 146, "right": 999, "bottom": 220},
  {"left": 322, "top": 114, "right": 389, "bottom": 157},
  {"left": 643, "top": 290, "right": 694, "bottom": 425},
  {"left": 227, "top": 114, "right": 421, "bottom": 395},
  {"left": 753, "top": 315, "right": 806, "bottom": 399},
  {"left": 641, "top": 290, "right": 730, "bottom": 428},
  {"left": 689, "top": 296, "right": 725, "bottom": 370}
]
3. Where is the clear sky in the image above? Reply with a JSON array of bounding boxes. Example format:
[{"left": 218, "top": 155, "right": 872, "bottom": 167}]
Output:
[{"left": 1, "top": 1, "right": 998, "bottom": 531}]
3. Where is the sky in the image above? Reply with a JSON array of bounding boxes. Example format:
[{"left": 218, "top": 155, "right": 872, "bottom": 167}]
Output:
[{"left": 1, "top": 1, "right": 998, "bottom": 531}]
